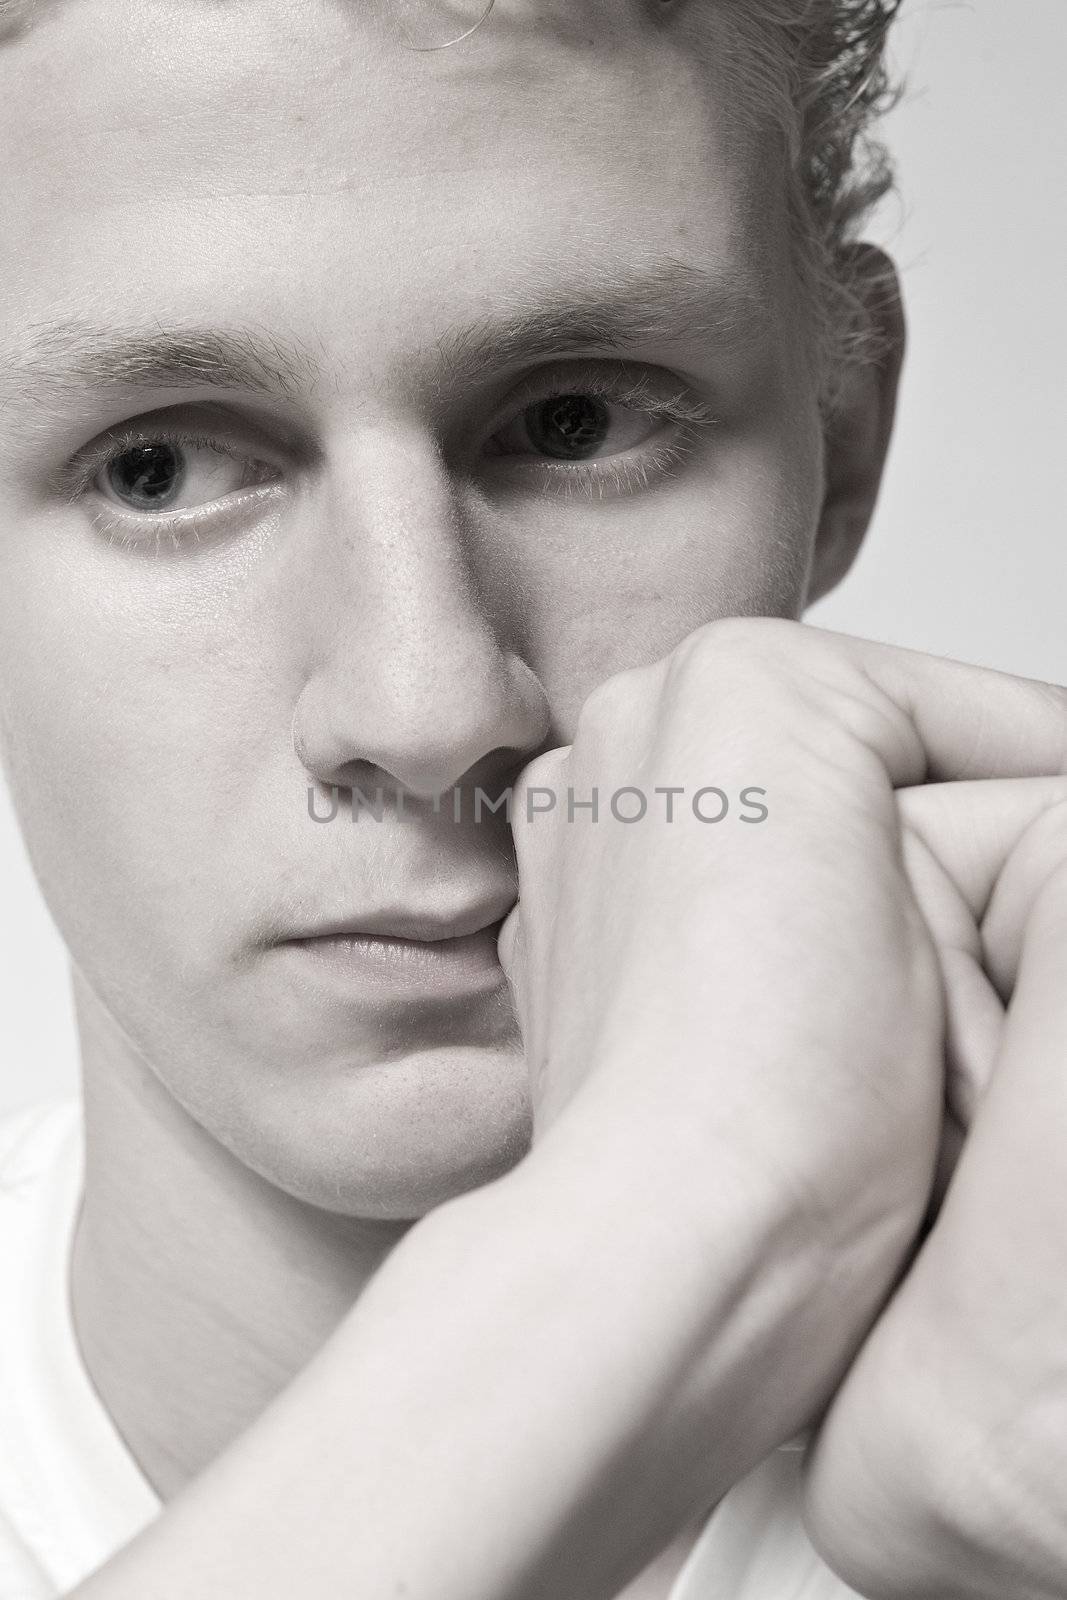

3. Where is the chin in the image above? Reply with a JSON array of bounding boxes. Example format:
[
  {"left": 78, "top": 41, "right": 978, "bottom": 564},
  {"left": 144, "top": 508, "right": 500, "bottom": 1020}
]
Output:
[{"left": 205, "top": 1039, "right": 535, "bottom": 1219}]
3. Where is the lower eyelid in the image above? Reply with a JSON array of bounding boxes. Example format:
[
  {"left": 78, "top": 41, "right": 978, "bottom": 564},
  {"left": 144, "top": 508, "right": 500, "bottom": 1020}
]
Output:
[
  {"left": 515, "top": 432, "right": 700, "bottom": 501},
  {"left": 86, "top": 479, "right": 284, "bottom": 551},
  {"left": 62, "top": 429, "right": 282, "bottom": 502}
]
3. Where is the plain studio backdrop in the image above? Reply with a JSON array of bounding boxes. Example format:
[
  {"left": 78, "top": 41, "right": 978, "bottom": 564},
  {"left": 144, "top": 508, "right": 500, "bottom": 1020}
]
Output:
[{"left": 2, "top": 1, "right": 1065, "bottom": 1114}]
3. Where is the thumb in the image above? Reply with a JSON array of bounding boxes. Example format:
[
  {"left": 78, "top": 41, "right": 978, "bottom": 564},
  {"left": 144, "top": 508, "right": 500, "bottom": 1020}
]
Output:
[
  {"left": 496, "top": 903, "right": 531, "bottom": 1053},
  {"left": 496, "top": 901, "right": 523, "bottom": 996}
]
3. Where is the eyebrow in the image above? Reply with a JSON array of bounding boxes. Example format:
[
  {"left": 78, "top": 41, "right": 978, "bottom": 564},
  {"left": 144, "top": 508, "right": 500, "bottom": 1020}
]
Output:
[
  {"left": 0, "top": 258, "right": 768, "bottom": 420},
  {"left": 0, "top": 321, "right": 320, "bottom": 414},
  {"left": 431, "top": 258, "right": 768, "bottom": 388}
]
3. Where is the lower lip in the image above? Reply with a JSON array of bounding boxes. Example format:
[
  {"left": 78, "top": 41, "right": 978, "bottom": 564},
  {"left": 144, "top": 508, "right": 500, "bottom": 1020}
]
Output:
[{"left": 279, "top": 923, "right": 506, "bottom": 996}]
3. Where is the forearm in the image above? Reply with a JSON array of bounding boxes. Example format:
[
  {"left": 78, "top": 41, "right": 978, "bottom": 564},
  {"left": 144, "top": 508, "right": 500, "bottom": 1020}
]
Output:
[
  {"left": 68, "top": 1090, "right": 852, "bottom": 1600},
  {"left": 803, "top": 1178, "right": 1067, "bottom": 1600},
  {"left": 805, "top": 844, "right": 1067, "bottom": 1600}
]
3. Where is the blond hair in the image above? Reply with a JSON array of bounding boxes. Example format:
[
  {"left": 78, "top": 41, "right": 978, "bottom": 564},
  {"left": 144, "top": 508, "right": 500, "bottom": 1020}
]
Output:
[
  {"left": 421, "top": 0, "right": 904, "bottom": 409},
  {"left": 2, "top": 0, "right": 903, "bottom": 405}
]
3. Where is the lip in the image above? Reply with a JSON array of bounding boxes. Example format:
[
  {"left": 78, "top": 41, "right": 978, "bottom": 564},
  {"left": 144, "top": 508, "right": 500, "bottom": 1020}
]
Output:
[
  {"left": 293, "top": 899, "right": 513, "bottom": 945},
  {"left": 280, "top": 918, "right": 508, "bottom": 997}
]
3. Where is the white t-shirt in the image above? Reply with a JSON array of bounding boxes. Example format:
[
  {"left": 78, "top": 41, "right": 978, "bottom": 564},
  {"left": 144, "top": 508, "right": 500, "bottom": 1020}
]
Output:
[{"left": 0, "top": 1098, "right": 863, "bottom": 1599}]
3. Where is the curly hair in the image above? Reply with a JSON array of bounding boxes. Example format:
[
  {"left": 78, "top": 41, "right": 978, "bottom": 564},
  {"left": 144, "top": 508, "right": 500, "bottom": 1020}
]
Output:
[
  {"left": 720, "top": 0, "right": 904, "bottom": 408},
  {"left": 417, "top": 0, "right": 904, "bottom": 410},
  {"left": 2, "top": 0, "right": 903, "bottom": 406}
]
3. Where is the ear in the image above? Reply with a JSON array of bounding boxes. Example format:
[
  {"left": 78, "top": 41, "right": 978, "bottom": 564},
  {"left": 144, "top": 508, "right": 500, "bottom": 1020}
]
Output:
[{"left": 806, "top": 245, "right": 906, "bottom": 606}]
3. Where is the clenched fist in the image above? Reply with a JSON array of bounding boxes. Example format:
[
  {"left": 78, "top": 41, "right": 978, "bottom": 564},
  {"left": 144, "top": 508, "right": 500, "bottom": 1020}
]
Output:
[{"left": 495, "top": 617, "right": 1067, "bottom": 1592}]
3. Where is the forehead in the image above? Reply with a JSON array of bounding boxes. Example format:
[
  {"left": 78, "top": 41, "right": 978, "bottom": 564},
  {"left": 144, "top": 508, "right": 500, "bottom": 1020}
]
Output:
[{"left": 0, "top": 0, "right": 787, "bottom": 389}]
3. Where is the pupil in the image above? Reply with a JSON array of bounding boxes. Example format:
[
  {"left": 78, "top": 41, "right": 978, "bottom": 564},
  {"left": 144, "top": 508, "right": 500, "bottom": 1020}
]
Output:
[
  {"left": 107, "top": 443, "right": 184, "bottom": 509},
  {"left": 525, "top": 394, "right": 610, "bottom": 460}
]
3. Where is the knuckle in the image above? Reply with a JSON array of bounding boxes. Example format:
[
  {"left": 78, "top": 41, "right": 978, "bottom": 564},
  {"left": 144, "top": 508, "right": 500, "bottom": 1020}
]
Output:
[
  {"left": 1030, "top": 792, "right": 1067, "bottom": 849},
  {"left": 665, "top": 616, "right": 810, "bottom": 700},
  {"left": 806, "top": 1416, "right": 970, "bottom": 1600},
  {"left": 512, "top": 746, "right": 568, "bottom": 805},
  {"left": 664, "top": 617, "right": 877, "bottom": 751},
  {"left": 807, "top": 1309, "right": 1050, "bottom": 1600},
  {"left": 1033, "top": 679, "right": 1067, "bottom": 768},
  {"left": 678, "top": 614, "right": 802, "bottom": 661},
  {"left": 573, "top": 664, "right": 646, "bottom": 741},
  {"left": 1015, "top": 796, "right": 1067, "bottom": 893}
]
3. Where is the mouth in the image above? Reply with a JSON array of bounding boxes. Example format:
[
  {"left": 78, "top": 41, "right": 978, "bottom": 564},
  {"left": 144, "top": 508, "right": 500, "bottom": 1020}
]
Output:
[
  {"left": 294, "top": 904, "right": 512, "bottom": 944},
  {"left": 275, "top": 904, "right": 512, "bottom": 997}
]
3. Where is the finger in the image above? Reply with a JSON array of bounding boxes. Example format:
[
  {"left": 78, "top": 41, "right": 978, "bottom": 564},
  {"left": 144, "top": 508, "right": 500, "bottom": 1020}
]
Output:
[
  {"left": 898, "top": 781, "right": 1067, "bottom": 1121},
  {"left": 804, "top": 878, "right": 1067, "bottom": 1596},
  {"left": 897, "top": 779, "right": 1067, "bottom": 1125},
  {"left": 803, "top": 832, "right": 1067, "bottom": 1592},
  {"left": 929, "top": 1108, "right": 966, "bottom": 1215},
  {"left": 940, "top": 950, "right": 1004, "bottom": 1128},
  {"left": 898, "top": 777, "right": 1067, "bottom": 921},
  {"left": 890, "top": 826, "right": 1067, "bottom": 1457},
  {"left": 983, "top": 798, "right": 1067, "bottom": 1002},
  {"left": 900, "top": 823, "right": 1002, "bottom": 1126},
  {"left": 802, "top": 623, "right": 1067, "bottom": 786},
  {"left": 885, "top": 807, "right": 1067, "bottom": 1318},
  {"left": 496, "top": 903, "right": 521, "bottom": 990}
]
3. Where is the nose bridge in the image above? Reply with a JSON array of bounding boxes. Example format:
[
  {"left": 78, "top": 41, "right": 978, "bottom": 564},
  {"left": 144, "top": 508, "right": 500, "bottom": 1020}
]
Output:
[{"left": 292, "top": 426, "right": 549, "bottom": 797}]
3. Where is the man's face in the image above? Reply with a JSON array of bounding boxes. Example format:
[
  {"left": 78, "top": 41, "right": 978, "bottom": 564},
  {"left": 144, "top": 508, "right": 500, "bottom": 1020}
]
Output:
[{"left": 0, "top": 0, "right": 828, "bottom": 1216}]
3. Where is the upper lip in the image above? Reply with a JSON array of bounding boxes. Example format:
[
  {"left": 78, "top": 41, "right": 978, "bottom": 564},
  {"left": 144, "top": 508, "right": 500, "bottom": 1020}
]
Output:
[{"left": 285, "top": 896, "right": 515, "bottom": 946}]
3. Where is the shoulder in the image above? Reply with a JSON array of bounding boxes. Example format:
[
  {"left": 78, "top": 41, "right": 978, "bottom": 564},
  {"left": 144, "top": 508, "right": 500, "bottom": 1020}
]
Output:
[{"left": 0, "top": 1094, "right": 80, "bottom": 1194}]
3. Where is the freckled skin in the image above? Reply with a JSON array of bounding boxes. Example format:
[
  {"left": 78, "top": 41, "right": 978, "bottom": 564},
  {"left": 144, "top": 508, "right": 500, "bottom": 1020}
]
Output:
[{"left": 0, "top": 0, "right": 831, "bottom": 1220}]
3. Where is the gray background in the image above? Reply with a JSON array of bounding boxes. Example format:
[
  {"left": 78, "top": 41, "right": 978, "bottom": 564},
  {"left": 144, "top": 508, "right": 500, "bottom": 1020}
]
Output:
[{"left": 3, "top": 1, "right": 1064, "bottom": 1113}]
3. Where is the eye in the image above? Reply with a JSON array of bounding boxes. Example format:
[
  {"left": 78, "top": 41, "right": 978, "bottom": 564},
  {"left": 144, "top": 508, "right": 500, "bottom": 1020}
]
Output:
[
  {"left": 490, "top": 392, "right": 660, "bottom": 463},
  {"left": 96, "top": 437, "right": 276, "bottom": 514},
  {"left": 479, "top": 364, "right": 718, "bottom": 501}
]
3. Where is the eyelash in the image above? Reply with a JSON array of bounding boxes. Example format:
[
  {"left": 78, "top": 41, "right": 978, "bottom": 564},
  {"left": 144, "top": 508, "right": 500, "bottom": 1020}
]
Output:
[
  {"left": 60, "top": 426, "right": 280, "bottom": 553},
  {"left": 491, "top": 364, "right": 718, "bottom": 500},
  {"left": 62, "top": 367, "right": 718, "bottom": 551}
]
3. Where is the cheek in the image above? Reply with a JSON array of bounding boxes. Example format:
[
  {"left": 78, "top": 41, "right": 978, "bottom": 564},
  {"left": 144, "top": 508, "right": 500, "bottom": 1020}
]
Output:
[
  {"left": 470, "top": 415, "right": 824, "bottom": 731},
  {"left": 0, "top": 528, "right": 278, "bottom": 978}
]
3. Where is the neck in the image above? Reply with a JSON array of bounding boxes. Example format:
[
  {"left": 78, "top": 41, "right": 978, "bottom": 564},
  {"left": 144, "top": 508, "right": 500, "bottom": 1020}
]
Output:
[{"left": 68, "top": 968, "right": 412, "bottom": 1500}]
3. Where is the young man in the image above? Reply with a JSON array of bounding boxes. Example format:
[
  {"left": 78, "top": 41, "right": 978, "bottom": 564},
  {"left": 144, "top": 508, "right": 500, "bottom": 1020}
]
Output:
[{"left": 2, "top": 1, "right": 1066, "bottom": 1597}]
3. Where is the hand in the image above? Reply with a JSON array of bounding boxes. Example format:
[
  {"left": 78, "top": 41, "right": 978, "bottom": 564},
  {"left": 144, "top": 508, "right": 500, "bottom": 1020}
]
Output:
[
  {"left": 806, "top": 776, "right": 1067, "bottom": 1600},
  {"left": 494, "top": 617, "right": 1067, "bottom": 1579},
  {"left": 895, "top": 777, "right": 1062, "bottom": 1206}
]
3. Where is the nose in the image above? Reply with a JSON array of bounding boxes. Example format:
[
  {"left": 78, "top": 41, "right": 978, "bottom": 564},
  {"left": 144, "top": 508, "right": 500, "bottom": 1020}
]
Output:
[{"left": 290, "top": 431, "right": 551, "bottom": 800}]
